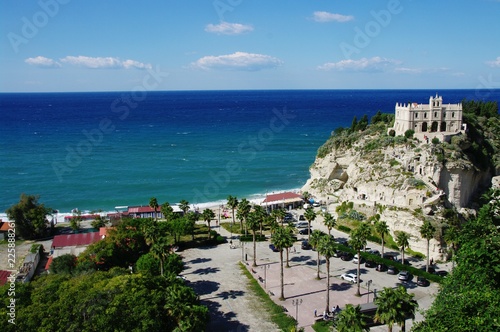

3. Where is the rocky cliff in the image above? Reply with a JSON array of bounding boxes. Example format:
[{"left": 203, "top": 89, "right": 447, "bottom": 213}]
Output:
[{"left": 302, "top": 115, "right": 498, "bottom": 260}]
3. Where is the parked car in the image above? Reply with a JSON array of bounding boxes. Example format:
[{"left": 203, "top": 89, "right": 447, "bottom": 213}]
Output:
[
  {"left": 298, "top": 228, "right": 311, "bottom": 235},
  {"left": 340, "top": 273, "right": 358, "bottom": 284},
  {"left": 301, "top": 240, "right": 312, "bottom": 250},
  {"left": 419, "top": 266, "right": 436, "bottom": 274},
  {"left": 416, "top": 276, "right": 430, "bottom": 287},
  {"left": 365, "top": 260, "right": 376, "bottom": 268},
  {"left": 368, "top": 249, "right": 380, "bottom": 256},
  {"left": 333, "top": 249, "right": 343, "bottom": 258},
  {"left": 396, "top": 258, "right": 411, "bottom": 266},
  {"left": 295, "top": 221, "right": 308, "bottom": 228},
  {"left": 340, "top": 252, "right": 354, "bottom": 261},
  {"left": 387, "top": 266, "right": 399, "bottom": 275},
  {"left": 434, "top": 270, "right": 449, "bottom": 277},
  {"left": 376, "top": 263, "right": 388, "bottom": 272},
  {"left": 269, "top": 244, "right": 279, "bottom": 252},
  {"left": 352, "top": 254, "right": 365, "bottom": 264},
  {"left": 383, "top": 254, "right": 396, "bottom": 261},
  {"left": 299, "top": 215, "right": 305, "bottom": 221},
  {"left": 398, "top": 271, "right": 411, "bottom": 281}
]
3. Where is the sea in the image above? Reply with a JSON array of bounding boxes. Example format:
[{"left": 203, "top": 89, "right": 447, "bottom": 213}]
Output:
[{"left": 1, "top": 89, "right": 499, "bottom": 215}]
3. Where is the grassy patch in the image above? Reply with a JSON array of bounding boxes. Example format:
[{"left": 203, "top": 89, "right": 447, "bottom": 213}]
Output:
[{"left": 239, "top": 262, "right": 297, "bottom": 331}]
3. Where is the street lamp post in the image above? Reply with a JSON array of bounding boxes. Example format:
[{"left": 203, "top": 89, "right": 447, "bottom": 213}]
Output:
[
  {"left": 261, "top": 264, "right": 270, "bottom": 289},
  {"left": 366, "top": 280, "right": 373, "bottom": 303},
  {"left": 292, "top": 298, "right": 303, "bottom": 329}
]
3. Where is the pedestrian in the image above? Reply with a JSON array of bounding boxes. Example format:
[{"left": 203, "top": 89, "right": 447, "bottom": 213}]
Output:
[
  {"left": 314, "top": 309, "right": 317, "bottom": 317},
  {"left": 430, "top": 257, "right": 434, "bottom": 265}
]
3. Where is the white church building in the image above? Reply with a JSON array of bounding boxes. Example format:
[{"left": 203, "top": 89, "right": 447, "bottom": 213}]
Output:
[{"left": 391, "top": 94, "right": 464, "bottom": 140}]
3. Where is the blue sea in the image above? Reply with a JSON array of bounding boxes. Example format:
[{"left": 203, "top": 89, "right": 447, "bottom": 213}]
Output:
[{"left": 1, "top": 89, "right": 499, "bottom": 213}]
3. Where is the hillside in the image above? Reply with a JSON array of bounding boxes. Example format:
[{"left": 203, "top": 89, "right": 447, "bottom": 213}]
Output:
[{"left": 302, "top": 100, "right": 500, "bottom": 260}]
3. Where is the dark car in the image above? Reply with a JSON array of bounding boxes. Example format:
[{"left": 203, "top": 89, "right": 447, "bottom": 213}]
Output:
[
  {"left": 434, "top": 270, "right": 449, "bottom": 277},
  {"left": 269, "top": 244, "right": 279, "bottom": 252},
  {"left": 340, "top": 252, "right": 354, "bottom": 261},
  {"left": 299, "top": 215, "right": 305, "bottom": 221},
  {"left": 383, "top": 254, "right": 396, "bottom": 261},
  {"left": 387, "top": 266, "right": 399, "bottom": 275},
  {"left": 365, "top": 260, "right": 376, "bottom": 268},
  {"left": 301, "top": 240, "right": 312, "bottom": 250},
  {"left": 299, "top": 228, "right": 311, "bottom": 235},
  {"left": 333, "top": 249, "right": 343, "bottom": 258},
  {"left": 396, "top": 258, "right": 411, "bottom": 266},
  {"left": 416, "top": 276, "right": 430, "bottom": 287},
  {"left": 419, "top": 266, "right": 436, "bottom": 274},
  {"left": 376, "top": 263, "right": 388, "bottom": 272}
]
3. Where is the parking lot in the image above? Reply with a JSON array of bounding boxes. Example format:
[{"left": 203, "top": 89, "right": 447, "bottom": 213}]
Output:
[{"left": 229, "top": 208, "right": 449, "bottom": 331}]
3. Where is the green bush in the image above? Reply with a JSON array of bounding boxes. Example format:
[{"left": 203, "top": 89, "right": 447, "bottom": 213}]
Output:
[
  {"left": 239, "top": 234, "right": 267, "bottom": 242},
  {"left": 404, "top": 129, "right": 415, "bottom": 138},
  {"left": 432, "top": 137, "right": 440, "bottom": 145},
  {"left": 338, "top": 225, "right": 351, "bottom": 233}
]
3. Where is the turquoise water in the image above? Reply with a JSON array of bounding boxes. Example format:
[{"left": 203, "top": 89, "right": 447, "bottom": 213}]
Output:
[{"left": 1, "top": 89, "right": 498, "bottom": 212}]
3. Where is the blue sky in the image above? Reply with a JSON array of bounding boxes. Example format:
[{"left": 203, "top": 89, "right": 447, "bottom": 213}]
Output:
[{"left": 1, "top": 0, "right": 500, "bottom": 92}]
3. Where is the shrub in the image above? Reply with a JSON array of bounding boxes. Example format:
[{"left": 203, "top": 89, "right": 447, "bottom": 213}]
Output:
[
  {"left": 432, "top": 137, "right": 440, "bottom": 145},
  {"left": 389, "top": 129, "right": 396, "bottom": 137},
  {"left": 338, "top": 225, "right": 351, "bottom": 233},
  {"left": 404, "top": 129, "right": 415, "bottom": 139}
]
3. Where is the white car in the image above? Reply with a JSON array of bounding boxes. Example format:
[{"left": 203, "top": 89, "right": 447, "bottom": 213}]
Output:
[
  {"left": 340, "top": 273, "right": 358, "bottom": 283},
  {"left": 295, "top": 221, "right": 309, "bottom": 228}
]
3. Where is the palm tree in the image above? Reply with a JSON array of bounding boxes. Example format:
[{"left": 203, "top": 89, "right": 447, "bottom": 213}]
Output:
[
  {"left": 226, "top": 195, "right": 239, "bottom": 230},
  {"left": 323, "top": 211, "right": 336, "bottom": 236},
  {"left": 149, "top": 197, "right": 159, "bottom": 221},
  {"left": 150, "top": 237, "right": 170, "bottom": 276},
  {"left": 253, "top": 205, "right": 266, "bottom": 235},
  {"left": 179, "top": 199, "right": 190, "bottom": 215},
  {"left": 420, "top": 220, "right": 436, "bottom": 272},
  {"left": 396, "top": 231, "right": 411, "bottom": 265},
  {"left": 237, "top": 198, "right": 251, "bottom": 234},
  {"left": 374, "top": 220, "right": 389, "bottom": 258},
  {"left": 309, "top": 229, "right": 323, "bottom": 279},
  {"left": 335, "top": 304, "right": 370, "bottom": 332},
  {"left": 349, "top": 227, "right": 367, "bottom": 297},
  {"left": 304, "top": 206, "right": 316, "bottom": 242},
  {"left": 272, "top": 226, "right": 293, "bottom": 300},
  {"left": 271, "top": 208, "right": 286, "bottom": 226},
  {"left": 283, "top": 224, "right": 295, "bottom": 268},
  {"left": 142, "top": 220, "right": 159, "bottom": 246},
  {"left": 395, "top": 285, "right": 418, "bottom": 332},
  {"left": 246, "top": 211, "right": 260, "bottom": 267},
  {"left": 375, "top": 285, "right": 418, "bottom": 332},
  {"left": 357, "top": 222, "right": 371, "bottom": 252},
  {"left": 374, "top": 287, "right": 398, "bottom": 332},
  {"left": 161, "top": 202, "right": 174, "bottom": 222},
  {"left": 201, "top": 208, "right": 215, "bottom": 239},
  {"left": 317, "top": 234, "right": 337, "bottom": 313}
]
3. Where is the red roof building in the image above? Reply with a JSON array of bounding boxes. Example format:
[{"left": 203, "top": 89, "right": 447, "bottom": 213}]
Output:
[
  {"left": 51, "top": 232, "right": 101, "bottom": 249},
  {"left": 0, "top": 270, "right": 12, "bottom": 286},
  {"left": 262, "top": 192, "right": 304, "bottom": 210}
]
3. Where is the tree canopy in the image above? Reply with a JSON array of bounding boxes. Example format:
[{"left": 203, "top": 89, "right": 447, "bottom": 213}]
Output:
[{"left": 5, "top": 193, "right": 52, "bottom": 239}]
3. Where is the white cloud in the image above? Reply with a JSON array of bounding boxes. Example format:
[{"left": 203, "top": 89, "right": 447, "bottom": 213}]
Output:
[
  {"left": 318, "top": 57, "right": 399, "bottom": 72},
  {"left": 60, "top": 56, "right": 151, "bottom": 69},
  {"left": 191, "top": 52, "right": 283, "bottom": 71},
  {"left": 394, "top": 67, "right": 422, "bottom": 74},
  {"left": 205, "top": 21, "right": 254, "bottom": 35},
  {"left": 486, "top": 56, "right": 500, "bottom": 67},
  {"left": 25, "top": 56, "right": 61, "bottom": 68},
  {"left": 312, "top": 11, "right": 354, "bottom": 23}
]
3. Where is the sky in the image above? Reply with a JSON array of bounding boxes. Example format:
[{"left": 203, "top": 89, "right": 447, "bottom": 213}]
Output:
[{"left": 1, "top": 0, "right": 500, "bottom": 92}]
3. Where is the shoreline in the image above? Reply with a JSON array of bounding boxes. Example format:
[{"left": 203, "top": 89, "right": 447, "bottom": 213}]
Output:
[{"left": 0, "top": 187, "right": 304, "bottom": 224}]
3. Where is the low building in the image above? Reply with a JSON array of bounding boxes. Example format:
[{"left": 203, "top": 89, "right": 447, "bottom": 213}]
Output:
[
  {"left": 50, "top": 231, "right": 102, "bottom": 258},
  {"left": 109, "top": 205, "right": 184, "bottom": 219},
  {"left": 261, "top": 192, "right": 304, "bottom": 211},
  {"left": 0, "top": 270, "right": 12, "bottom": 286},
  {"left": 0, "top": 220, "right": 11, "bottom": 240}
]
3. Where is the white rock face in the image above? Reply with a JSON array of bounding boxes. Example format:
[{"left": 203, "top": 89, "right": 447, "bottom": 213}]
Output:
[{"left": 302, "top": 134, "right": 492, "bottom": 261}]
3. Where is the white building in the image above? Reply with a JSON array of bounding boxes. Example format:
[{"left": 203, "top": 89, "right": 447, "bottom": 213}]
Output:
[{"left": 391, "top": 94, "right": 463, "bottom": 137}]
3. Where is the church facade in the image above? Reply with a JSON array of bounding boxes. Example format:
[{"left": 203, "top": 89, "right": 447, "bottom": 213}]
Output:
[{"left": 391, "top": 94, "right": 463, "bottom": 137}]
